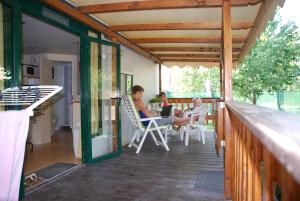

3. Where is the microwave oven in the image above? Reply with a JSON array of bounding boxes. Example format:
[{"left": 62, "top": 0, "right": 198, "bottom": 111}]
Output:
[{"left": 22, "top": 64, "right": 39, "bottom": 77}]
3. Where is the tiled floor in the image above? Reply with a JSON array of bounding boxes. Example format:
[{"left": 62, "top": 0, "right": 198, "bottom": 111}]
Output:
[{"left": 23, "top": 130, "right": 224, "bottom": 201}]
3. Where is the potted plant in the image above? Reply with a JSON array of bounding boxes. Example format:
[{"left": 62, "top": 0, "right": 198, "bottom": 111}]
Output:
[
  {"left": 0, "top": 67, "right": 11, "bottom": 81},
  {"left": 0, "top": 67, "right": 11, "bottom": 91},
  {"left": 149, "top": 94, "right": 161, "bottom": 109}
]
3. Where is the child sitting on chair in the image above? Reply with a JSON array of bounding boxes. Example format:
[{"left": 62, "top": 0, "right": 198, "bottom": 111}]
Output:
[
  {"left": 132, "top": 85, "right": 190, "bottom": 126},
  {"left": 192, "top": 97, "right": 202, "bottom": 110}
]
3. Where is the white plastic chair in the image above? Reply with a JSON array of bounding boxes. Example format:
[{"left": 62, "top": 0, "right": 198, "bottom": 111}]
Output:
[
  {"left": 180, "top": 104, "right": 209, "bottom": 146},
  {"left": 122, "top": 95, "right": 170, "bottom": 153}
]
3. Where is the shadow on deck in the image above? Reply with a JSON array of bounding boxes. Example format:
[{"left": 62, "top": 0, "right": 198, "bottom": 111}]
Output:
[{"left": 24, "top": 130, "right": 224, "bottom": 201}]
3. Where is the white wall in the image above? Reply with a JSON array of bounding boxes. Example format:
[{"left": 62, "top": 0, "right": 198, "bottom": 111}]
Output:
[
  {"left": 120, "top": 46, "right": 159, "bottom": 145},
  {"left": 121, "top": 46, "right": 159, "bottom": 103}
]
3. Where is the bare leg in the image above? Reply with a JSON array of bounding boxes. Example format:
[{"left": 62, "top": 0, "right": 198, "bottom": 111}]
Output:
[{"left": 173, "top": 116, "right": 190, "bottom": 124}]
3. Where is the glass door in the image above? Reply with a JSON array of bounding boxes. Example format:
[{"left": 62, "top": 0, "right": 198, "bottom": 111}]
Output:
[{"left": 87, "top": 36, "right": 121, "bottom": 162}]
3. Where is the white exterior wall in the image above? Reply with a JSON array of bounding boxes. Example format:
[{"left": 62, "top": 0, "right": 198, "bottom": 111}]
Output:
[
  {"left": 120, "top": 46, "right": 159, "bottom": 145},
  {"left": 121, "top": 46, "right": 159, "bottom": 103}
]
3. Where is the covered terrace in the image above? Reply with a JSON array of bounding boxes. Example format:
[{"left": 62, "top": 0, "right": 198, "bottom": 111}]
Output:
[{"left": 24, "top": 0, "right": 300, "bottom": 200}]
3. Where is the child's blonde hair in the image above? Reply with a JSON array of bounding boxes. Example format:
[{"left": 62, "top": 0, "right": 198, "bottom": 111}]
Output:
[{"left": 192, "top": 97, "right": 202, "bottom": 109}]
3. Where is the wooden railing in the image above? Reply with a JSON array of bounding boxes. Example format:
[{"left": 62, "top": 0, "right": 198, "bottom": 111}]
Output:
[
  {"left": 219, "top": 101, "right": 300, "bottom": 200},
  {"left": 168, "top": 98, "right": 221, "bottom": 122}
]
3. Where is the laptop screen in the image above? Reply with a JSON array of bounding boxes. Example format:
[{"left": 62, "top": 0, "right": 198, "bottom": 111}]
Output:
[{"left": 160, "top": 105, "right": 172, "bottom": 117}]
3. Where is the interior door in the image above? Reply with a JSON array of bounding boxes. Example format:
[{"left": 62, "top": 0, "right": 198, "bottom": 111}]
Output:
[{"left": 87, "top": 36, "right": 121, "bottom": 162}]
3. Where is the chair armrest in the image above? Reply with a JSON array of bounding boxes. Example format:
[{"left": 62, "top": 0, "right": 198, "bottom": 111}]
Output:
[
  {"left": 189, "top": 113, "right": 201, "bottom": 124},
  {"left": 183, "top": 110, "right": 198, "bottom": 118},
  {"left": 139, "top": 116, "right": 162, "bottom": 122}
]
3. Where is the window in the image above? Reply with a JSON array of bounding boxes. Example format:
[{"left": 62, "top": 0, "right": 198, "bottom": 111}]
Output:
[{"left": 121, "top": 73, "right": 133, "bottom": 95}]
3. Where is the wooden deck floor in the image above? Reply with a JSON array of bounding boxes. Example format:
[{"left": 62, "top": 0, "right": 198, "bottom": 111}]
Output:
[{"left": 23, "top": 130, "right": 224, "bottom": 201}]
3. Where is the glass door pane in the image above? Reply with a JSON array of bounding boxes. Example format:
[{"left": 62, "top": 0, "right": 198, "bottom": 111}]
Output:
[{"left": 88, "top": 38, "right": 120, "bottom": 161}]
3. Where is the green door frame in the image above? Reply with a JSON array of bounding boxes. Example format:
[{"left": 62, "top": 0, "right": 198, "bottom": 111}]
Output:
[
  {"left": 85, "top": 36, "right": 122, "bottom": 163},
  {"left": 0, "top": 0, "right": 122, "bottom": 198},
  {"left": 1, "top": 0, "right": 21, "bottom": 88}
]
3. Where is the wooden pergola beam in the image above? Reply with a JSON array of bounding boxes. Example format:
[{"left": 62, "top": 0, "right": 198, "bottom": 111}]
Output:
[
  {"left": 143, "top": 46, "right": 242, "bottom": 52},
  {"left": 78, "top": 0, "right": 262, "bottom": 14},
  {"left": 161, "top": 57, "right": 238, "bottom": 60},
  {"left": 131, "top": 37, "right": 246, "bottom": 43},
  {"left": 156, "top": 53, "right": 221, "bottom": 58},
  {"left": 162, "top": 58, "right": 221, "bottom": 62},
  {"left": 156, "top": 53, "right": 238, "bottom": 58},
  {"left": 40, "top": 0, "right": 160, "bottom": 63},
  {"left": 110, "top": 22, "right": 253, "bottom": 31}
]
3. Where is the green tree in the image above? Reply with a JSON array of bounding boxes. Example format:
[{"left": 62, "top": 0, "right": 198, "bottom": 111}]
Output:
[
  {"left": 209, "top": 67, "right": 221, "bottom": 97},
  {"left": 179, "top": 67, "right": 206, "bottom": 92},
  {"left": 233, "top": 13, "right": 300, "bottom": 107},
  {"left": 166, "top": 66, "right": 220, "bottom": 98}
]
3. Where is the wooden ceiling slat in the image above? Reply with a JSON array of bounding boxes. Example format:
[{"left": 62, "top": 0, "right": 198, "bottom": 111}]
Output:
[
  {"left": 110, "top": 22, "right": 253, "bottom": 31},
  {"left": 156, "top": 54, "right": 221, "bottom": 58},
  {"left": 162, "top": 58, "right": 221, "bottom": 62},
  {"left": 162, "top": 58, "right": 237, "bottom": 62},
  {"left": 78, "top": 0, "right": 262, "bottom": 14},
  {"left": 131, "top": 37, "right": 246, "bottom": 43},
  {"left": 41, "top": 0, "right": 160, "bottom": 63},
  {"left": 143, "top": 47, "right": 241, "bottom": 52},
  {"left": 155, "top": 53, "right": 239, "bottom": 58}
]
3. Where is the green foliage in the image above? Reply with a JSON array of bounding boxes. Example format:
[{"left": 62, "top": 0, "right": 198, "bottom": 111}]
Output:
[
  {"left": 209, "top": 67, "right": 221, "bottom": 97},
  {"left": 165, "top": 66, "right": 220, "bottom": 97},
  {"left": 180, "top": 68, "right": 205, "bottom": 92},
  {"left": 149, "top": 95, "right": 161, "bottom": 103},
  {"left": 233, "top": 12, "right": 300, "bottom": 104}
]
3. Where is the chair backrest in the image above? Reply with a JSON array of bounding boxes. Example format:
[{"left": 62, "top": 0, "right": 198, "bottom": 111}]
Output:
[
  {"left": 186, "top": 104, "right": 209, "bottom": 124},
  {"left": 197, "top": 104, "right": 209, "bottom": 123},
  {"left": 122, "top": 95, "right": 145, "bottom": 131}
]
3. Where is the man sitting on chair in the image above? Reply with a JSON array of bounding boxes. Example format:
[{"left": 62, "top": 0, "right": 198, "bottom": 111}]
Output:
[{"left": 132, "top": 85, "right": 190, "bottom": 127}]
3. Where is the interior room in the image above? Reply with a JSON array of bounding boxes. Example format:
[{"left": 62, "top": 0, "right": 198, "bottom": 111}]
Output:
[{"left": 21, "top": 14, "right": 81, "bottom": 189}]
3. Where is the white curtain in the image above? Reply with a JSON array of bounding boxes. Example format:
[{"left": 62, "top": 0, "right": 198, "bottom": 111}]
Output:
[
  {"left": 0, "top": 110, "right": 31, "bottom": 201},
  {"left": 0, "top": 3, "right": 4, "bottom": 91}
]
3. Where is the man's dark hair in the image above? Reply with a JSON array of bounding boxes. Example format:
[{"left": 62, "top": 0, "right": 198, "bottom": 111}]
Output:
[
  {"left": 159, "top": 92, "right": 166, "bottom": 97},
  {"left": 132, "top": 85, "right": 144, "bottom": 94}
]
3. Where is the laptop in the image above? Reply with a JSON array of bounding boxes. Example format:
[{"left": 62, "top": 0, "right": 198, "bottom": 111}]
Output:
[{"left": 160, "top": 105, "right": 173, "bottom": 117}]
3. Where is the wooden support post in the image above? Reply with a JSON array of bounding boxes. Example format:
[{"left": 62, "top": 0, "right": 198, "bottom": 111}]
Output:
[
  {"left": 219, "top": 64, "right": 223, "bottom": 99},
  {"left": 159, "top": 63, "right": 162, "bottom": 93},
  {"left": 222, "top": 0, "right": 233, "bottom": 199}
]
